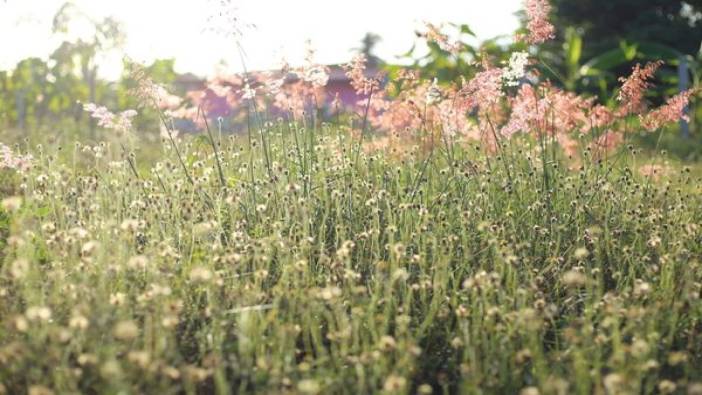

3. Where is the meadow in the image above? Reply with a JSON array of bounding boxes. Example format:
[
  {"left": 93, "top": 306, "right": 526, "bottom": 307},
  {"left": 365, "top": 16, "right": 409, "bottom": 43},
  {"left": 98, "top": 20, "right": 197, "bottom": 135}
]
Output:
[{"left": 1, "top": 2, "right": 702, "bottom": 394}]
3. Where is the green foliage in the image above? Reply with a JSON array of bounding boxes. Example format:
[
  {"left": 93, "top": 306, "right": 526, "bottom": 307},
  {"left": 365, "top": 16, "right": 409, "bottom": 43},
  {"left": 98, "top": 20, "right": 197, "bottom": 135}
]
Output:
[
  {"left": 0, "top": 1, "right": 160, "bottom": 134},
  {"left": 636, "top": 126, "right": 702, "bottom": 161},
  {"left": 0, "top": 171, "right": 15, "bottom": 263},
  {"left": 533, "top": 0, "right": 702, "bottom": 127},
  {"left": 116, "top": 58, "right": 179, "bottom": 130},
  {"left": 548, "top": 0, "right": 701, "bottom": 59},
  {"left": 393, "top": 23, "right": 516, "bottom": 84}
]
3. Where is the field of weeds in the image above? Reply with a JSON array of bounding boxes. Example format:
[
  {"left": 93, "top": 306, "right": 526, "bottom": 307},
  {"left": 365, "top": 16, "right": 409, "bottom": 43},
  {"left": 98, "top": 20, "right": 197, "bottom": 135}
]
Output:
[{"left": 1, "top": 0, "right": 702, "bottom": 394}]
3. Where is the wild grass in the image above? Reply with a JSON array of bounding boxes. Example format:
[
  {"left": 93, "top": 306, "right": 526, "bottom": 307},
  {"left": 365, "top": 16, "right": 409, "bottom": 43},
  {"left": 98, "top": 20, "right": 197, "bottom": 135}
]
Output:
[
  {"left": 0, "top": 5, "right": 701, "bottom": 392},
  {"left": 1, "top": 116, "right": 701, "bottom": 394}
]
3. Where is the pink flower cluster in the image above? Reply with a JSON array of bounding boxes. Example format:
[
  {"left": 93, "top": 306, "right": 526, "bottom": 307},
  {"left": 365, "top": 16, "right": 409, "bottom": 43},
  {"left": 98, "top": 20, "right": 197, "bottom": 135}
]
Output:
[
  {"left": 420, "top": 22, "right": 462, "bottom": 54},
  {"left": 459, "top": 66, "right": 505, "bottom": 113},
  {"left": 344, "top": 54, "right": 380, "bottom": 96},
  {"left": 300, "top": 42, "right": 330, "bottom": 88},
  {"left": 127, "top": 62, "right": 182, "bottom": 112},
  {"left": 1, "top": 143, "right": 33, "bottom": 171},
  {"left": 523, "top": 0, "right": 556, "bottom": 44},
  {"left": 617, "top": 61, "right": 663, "bottom": 115},
  {"left": 83, "top": 103, "right": 138, "bottom": 136},
  {"left": 641, "top": 89, "right": 696, "bottom": 131}
]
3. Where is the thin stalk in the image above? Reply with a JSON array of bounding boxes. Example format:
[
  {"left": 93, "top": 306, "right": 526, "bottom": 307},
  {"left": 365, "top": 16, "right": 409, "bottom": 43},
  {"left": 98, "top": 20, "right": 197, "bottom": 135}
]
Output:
[{"left": 199, "top": 106, "right": 227, "bottom": 189}]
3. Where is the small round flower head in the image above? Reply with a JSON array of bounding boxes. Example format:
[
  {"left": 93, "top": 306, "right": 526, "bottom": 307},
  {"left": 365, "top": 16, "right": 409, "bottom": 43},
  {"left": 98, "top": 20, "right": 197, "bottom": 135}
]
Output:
[
  {"left": 113, "top": 320, "right": 139, "bottom": 341},
  {"left": 297, "top": 379, "right": 321, "bottom": 394},
  {"left": 383, "top": 375, "right": 407, "bottom": 392},
  {"left": 1, "top": 196, "right": 23, "bottom": 212}
]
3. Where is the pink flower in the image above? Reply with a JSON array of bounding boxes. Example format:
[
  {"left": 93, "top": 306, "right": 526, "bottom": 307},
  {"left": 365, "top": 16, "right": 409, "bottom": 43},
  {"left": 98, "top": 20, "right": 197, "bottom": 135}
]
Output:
[
  {"left": 586, "top": 105, "right": 615, "bottom": 131},
  {"left": 0, "top": 143, "right": 33, "bottom": 171},
  {"left": 298, "top": 41, "right": 329, "bottom": 88},
  {"left": 127, "top": 61, "right": 181, "bottom": 110},
  {"left": 501, "top": 84, "right": 592, "bottom": 138},
  {"left": 262, "top": 63, "right": 289, "bottom": 96},
  {"left": 344, "top": 54, "right": 380, "bottom": 96},
  {"left": 617, "top": 61, "right": 663, "bottom": 115},
  {"left": 590, "top": 131, "right": 623, "bottom": 158},
  {"left": 83, "top": 103, "right": 137, "bottom": 136},
  {"left": 641, "top": 89, "right": 695, "bottom": 131},
  {"left": 523, "top": 0, "right": 555, "bottom": 44},
  {"left": 420, "top": 22, "right": 462, "bottom": 54},
  {"left": 638, "top": 164, "right": 671, "bottom": 180},
  {"left": 459, "top": 67, "right": 504, "bottom": 113},
  {"left": 500, "top": 84, "right": 546, "bottom": 138}
]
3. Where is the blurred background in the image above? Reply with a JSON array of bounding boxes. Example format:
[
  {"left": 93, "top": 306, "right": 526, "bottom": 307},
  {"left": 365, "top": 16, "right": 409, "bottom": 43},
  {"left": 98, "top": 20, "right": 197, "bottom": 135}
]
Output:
[{"left": 0, "top": 0, "right": 700, "bottom": 158}]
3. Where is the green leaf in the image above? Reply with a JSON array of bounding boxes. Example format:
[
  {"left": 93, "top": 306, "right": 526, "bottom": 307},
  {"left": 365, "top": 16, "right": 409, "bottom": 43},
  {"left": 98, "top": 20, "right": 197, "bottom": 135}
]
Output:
[
  {"left": 565, "top": 28, "right": 583, "bottom": 69},
  {"left": 619, "top": 41, "right": 639, "bottom": 61},
  {"left": 35, "top": 205, "right": 51, "bottom": 218},
  {"left": 458, "top": 24, "right": 476, "bottom": 37},
  {"left": 580, "top": 48, "right": 629, "bottom": 76},
  {"left": 635, "top": 42, "right": 683, "bottom": 63}
]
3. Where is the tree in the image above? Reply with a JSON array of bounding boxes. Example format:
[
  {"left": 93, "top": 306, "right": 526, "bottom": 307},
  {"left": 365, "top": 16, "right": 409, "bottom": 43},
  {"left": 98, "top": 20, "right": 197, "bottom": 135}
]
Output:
[
  {"left": 354, "top": 32, "right": 383, "bottom": 67},
  {"left": 534, "top": 0, "right": 702, "bottom": 142},
  {"left": 549, "top": 0, "right": 701, "bottom": 59},
  {"left": 52, "top": 1, "right": 126, "bottom": 134},
  {"left": 533, "top": 1, "right": 702, "bottom": 99}
]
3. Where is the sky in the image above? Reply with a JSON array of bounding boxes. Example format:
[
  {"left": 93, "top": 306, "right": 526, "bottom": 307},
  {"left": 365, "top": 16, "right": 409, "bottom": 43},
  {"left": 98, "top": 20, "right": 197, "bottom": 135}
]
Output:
[{"left": 0, "top": 0, "right": 522, "bottom": 79}]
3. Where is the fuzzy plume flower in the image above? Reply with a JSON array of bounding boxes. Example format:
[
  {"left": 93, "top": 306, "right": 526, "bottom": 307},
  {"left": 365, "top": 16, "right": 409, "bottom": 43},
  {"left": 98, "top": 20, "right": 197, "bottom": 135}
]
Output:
[
  {"left": 459, "top": 66, "right": 505, "bottom": 113},
  {"left": 437, "top": 99, "right": 470, "bottom": 138},
  {"left": 586, "top": 105, "right": 615, "bottom": 131},
  {"left": 502, "top": 51, "right": 530, "bottom": 87},
  {"left": 641, "top": 89, "right": 695, "bottom": 131},
  {"left": 205, "top": 0, "right": 255, "bottom": 40},
  {"left": 617, "top": 61, "right": 663, "bottom": 115},
  {"left": 590, "top": 131, "right": 624, "bottom": 158},
  {"left": 549, "top": 89, "right": 593, "bottom": 132},
  {"left": 0, "top": 143, "right": 33, "bottom": 171},
  {"left": 501, "top": 84, "right": 591, "bottom": 138},
  {"left": 240, "top": 80, "right": 256, "bottom": 100},
  {"left": 263, "top": 74, "right": 285, "bottom": 96},
  {"left": 344, "top": 54, "right": 380, "bottom": 96},
  {"left": 83, "top": 103, "right": 138, "bottom": 136},
  {"left": 263, "top": 60, "right": 290, "bottom": 96},
  {"left": 300, "top": 41, "right": 329, "bottom": 88},
  {"left": 303, "top": 65, "right": 329, "bottom": 88},
  {"left": 501, "top": 85, "right": 542, "bottom": 138},
  {"left": 420, "top": 22, "right": 462, "bottom": 54},
  {"left": 127, "top": 61, "right": 181, "bottom": 110},
  {"left": 523, "top": 0, "right": 555, "bottom": 44}
]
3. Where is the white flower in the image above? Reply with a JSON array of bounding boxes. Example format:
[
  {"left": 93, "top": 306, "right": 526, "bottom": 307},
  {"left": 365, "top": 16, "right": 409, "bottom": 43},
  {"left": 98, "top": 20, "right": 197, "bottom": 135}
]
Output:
[
  {"left": 503, "top": 51, "right": 530, "bottom": 87},
  {"left": 426, "top": 78, "right": 442, "bottom": 105},
  {"left": 303, "top": 65, "right": 329, "bottom": 88},
  {"left": 241, "top": 82, "right": 256, "bottom": 100}
]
